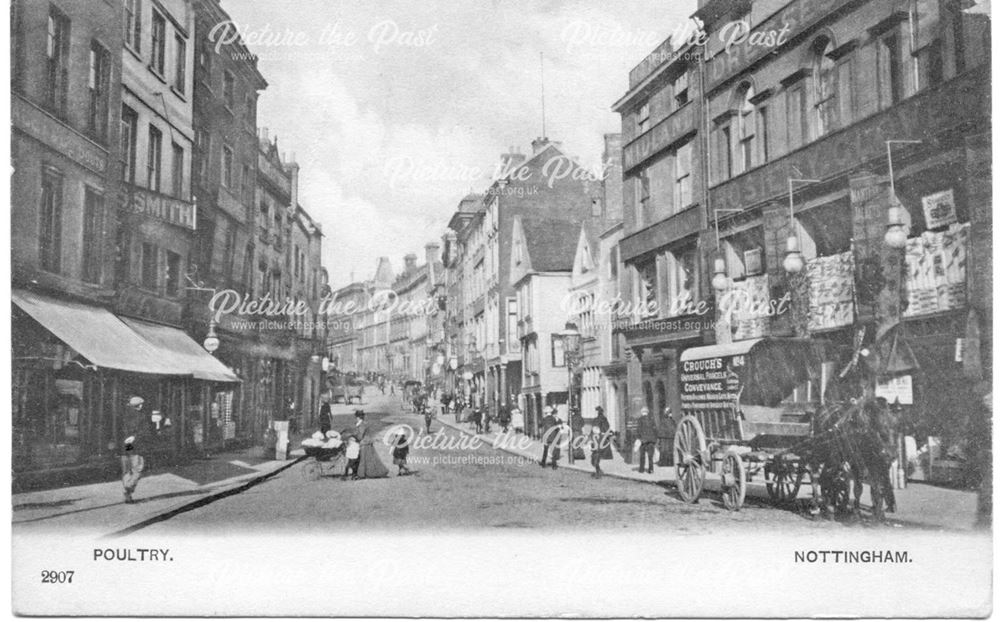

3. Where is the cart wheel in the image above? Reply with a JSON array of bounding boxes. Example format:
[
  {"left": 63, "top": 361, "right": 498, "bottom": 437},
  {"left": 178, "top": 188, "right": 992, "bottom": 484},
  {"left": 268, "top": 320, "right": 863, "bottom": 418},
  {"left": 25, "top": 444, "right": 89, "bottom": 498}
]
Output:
[
  {"left": 674, "top": 415, "right": 706, "bottom": 503},
  {"left": 766, "top": 461, "right": 802, "bottom": 502},
  {"left": 302, "top": 462, "right": 322, "bottom": 481},
  {"left": 721, "top": 451, "right": 747, "bottom": 511}
]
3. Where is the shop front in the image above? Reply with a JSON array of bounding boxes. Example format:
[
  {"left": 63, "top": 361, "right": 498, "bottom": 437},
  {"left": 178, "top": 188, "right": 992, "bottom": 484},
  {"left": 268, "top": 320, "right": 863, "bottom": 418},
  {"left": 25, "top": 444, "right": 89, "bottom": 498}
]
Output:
[{"left": 13, "top": 289, "right": 241, "bottom": 487}]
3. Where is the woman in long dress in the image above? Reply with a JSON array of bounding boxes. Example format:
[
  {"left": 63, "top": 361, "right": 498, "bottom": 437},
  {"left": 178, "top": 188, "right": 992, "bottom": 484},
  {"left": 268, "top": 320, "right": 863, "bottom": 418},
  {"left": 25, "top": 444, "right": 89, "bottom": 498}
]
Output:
[{"left": 354, "top": 410, "right": 388, "bottom": 479}]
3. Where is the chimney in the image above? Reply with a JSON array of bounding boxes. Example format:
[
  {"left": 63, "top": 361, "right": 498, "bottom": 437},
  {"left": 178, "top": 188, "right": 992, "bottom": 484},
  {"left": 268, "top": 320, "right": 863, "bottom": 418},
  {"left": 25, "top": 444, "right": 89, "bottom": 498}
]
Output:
[
  {"left": 404, "top": 253, "right": 418, "bottom": 273},
  {"left": 498, "top": 146, "right": 527, "bottom": 176},
  {"left": 531, "top": 137, "right": 562, "bottom": 155}
]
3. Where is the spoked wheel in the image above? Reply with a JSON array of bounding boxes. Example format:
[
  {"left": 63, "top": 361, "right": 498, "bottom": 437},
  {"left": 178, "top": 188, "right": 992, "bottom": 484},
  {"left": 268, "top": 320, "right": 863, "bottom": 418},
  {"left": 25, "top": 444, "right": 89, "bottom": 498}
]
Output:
[
  {"left": 720, "top": 450, "right": 747, "bottom": 511},
  {"left": 674, "top": 416, "right": 707, "bottom": 503},
  {"left": 766, "top": 460, "right": 803, "bottom": 502},
  {"left": 302, "top": 461, "right": 323, "bottom": 481}
]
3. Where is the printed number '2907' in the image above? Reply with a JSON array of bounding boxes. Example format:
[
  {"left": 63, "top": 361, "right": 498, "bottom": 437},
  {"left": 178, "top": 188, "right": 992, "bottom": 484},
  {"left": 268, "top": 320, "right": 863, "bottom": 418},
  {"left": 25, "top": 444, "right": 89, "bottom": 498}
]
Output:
[{"left": 41, "top": 570, "right": 74, "bottom": 583}]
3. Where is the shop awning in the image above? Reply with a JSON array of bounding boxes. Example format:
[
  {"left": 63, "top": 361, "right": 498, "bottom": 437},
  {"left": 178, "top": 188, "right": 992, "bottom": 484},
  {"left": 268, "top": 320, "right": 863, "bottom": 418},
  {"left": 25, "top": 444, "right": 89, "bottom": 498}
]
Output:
[
  {"left": 680, "top": 338, "right": 824, "bottom": 407},
  {"left": 121, "top": 317, "right": 241, "bottom": 383},
  {"left": 12, "top": 289, "right": 188, "bottom": 376}
]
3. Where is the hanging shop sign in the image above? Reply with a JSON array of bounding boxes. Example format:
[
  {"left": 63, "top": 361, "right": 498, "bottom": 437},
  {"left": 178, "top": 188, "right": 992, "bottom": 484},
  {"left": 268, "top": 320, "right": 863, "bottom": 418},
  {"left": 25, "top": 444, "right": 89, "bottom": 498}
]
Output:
[{"left": 921, "top": 189, "right": 957, "bottom": 230}]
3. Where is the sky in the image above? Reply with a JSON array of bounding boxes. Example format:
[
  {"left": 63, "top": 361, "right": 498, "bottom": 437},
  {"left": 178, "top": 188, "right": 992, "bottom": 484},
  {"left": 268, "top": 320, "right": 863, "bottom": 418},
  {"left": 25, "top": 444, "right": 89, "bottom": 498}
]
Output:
[{"left": 223, "top": 0, "right": 696, "bottom": 288}]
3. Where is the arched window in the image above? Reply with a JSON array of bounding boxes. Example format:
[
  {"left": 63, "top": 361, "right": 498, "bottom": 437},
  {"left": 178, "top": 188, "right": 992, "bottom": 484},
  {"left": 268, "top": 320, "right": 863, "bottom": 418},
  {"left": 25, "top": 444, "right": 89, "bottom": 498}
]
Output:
[
  {"left": 813, "top": 37, "right": 837, "bottom": 136},
  {"left": 736, "top": 82, "right": 756, "bottom": 173}
]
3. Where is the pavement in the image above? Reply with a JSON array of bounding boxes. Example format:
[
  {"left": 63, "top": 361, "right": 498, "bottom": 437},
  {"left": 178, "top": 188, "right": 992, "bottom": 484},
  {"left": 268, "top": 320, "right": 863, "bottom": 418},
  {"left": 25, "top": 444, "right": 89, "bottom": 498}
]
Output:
[
  {"left": 433, "top": 406, "right": 983, "bottom": 532},
  {"left": 10, "top": 394, "right": 376, "bottom": 537}
]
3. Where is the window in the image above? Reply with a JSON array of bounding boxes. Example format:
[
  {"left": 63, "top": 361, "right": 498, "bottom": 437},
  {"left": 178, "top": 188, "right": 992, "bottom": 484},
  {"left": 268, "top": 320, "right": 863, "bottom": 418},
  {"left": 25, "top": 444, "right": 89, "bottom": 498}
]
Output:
[
  {"left": 737, "top": 85, "right": 755, "bottom": 173},
  {"left": 171, "top": 143, "right": 184, "bottom": 198},
  {"left": 673, "top": 140, "right": 693, "bottom": 209},
  {"left": 223, "top": 226, "right": 236, "bottom": 281},
  {"left": 786, "top": 83, "right": 806, "bottom": 149},
  {"left": 636, "top": 170, "right": 651, "bottom": 227},
  {"left": 757, "top": 106, "right": 770, "bottom": 162},
  {"left": 222, "top": 145, "right": 233, "bottom": 188},
  {"left": 241, "top": 163, "right": 253, "bottom": 204},
  {"left": 877, "top": 30, "right": 904, "bottom": 108},
  {"left": 663, "top": 244, "right": 698, "bottom": 315},
  {"left": 242, "top": 244, "right": 254, "bottom": 292},
  {"left": 82, "top": 188, "right": 103, "bottom": 284},
  {"left": 46, "top": 7, "right": 70, "bottom": 115},
  {"left": 637, "top": 102, "right": 650, "bottom": 133},
  {"left": 717, "top": 124, "right": 733, "bottom": 180},
  {"left": 244, "top": 93, "right": 255, "bottom": 124},
  {"left": 835, "top": 57, "right": 855, "bottom": 128},
  {"left": 609, "top": 244, "right": 619, "bottom": 281},
  {"left": 151, "top": 10, "right": 166, "bottom": 75},
  {"left": 39, "top": 168, "right": 63, "bottom": 273},
  {"left": 141, "top": 243, "right": 158, "bottom": 290},
  {"left": 672, "top": 71, "right": 689, "bottom": 107},
  {"left": 147, "top": 126, "right": 162, "bottom": 191},
  {"left": 195, "top": 129, "right": 210, "bottom": 183},
  {"left": 814, "top": 39, "right": 838, "bottom": 135},
  {"left": 551, "top": 333, "right": 566, "bottom": 367},
  {"left": 913, "top": 0, "right": 944, "bottom": 89},
  {"left": 636, "top": 260, "right": 656, "bottom": 318},
  {"left": 165, "top": 251, "right": 181, "bottom": 296},
  {"left": 88, "top": 41, "right": 110, "bottom": 140},
  {"left": 124, "top": 0, "right": 141, "bottom": 51},
  {"left": 121, "top": 105, "right": 138, "bottom": 182},
  {"left": 506, "top": 298, "right": 518, "bottom": 349},
  {"left": 174, "top": 34, "right": 186, "bottom": 93},
  {"left": 223, "top": 71, "right": 235, "bottom": 108},
  {"left": 722, "top": 227, "right": 766, "bottom": 279}
]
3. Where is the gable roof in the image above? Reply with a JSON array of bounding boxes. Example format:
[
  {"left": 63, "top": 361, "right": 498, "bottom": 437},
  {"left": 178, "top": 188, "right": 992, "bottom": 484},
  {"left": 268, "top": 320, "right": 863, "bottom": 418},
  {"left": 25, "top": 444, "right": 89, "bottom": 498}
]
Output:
[{"left": 519, "top": 216, "right": 584, "bottom": 273}]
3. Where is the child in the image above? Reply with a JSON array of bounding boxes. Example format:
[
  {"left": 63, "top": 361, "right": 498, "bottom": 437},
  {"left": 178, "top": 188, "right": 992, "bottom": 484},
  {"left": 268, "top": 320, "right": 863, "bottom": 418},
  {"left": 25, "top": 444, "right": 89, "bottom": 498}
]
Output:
[
  {"left": 391, "top": 429, "right": 412, "bottom": 476},
  {"left": 342, "top": 435, "right": 360, "bottom": 480}
]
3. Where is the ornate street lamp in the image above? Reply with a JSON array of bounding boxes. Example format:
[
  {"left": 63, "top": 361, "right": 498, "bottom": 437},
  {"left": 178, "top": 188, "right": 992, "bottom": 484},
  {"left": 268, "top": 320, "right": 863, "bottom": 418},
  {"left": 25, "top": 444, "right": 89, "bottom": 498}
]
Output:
[
  {"left": 557, "top": 321, "right": 581, "bottom": 463},
  {"left": 884, "top": 140, "right": 922, "bottom": 249},
  {"left": 203, "top": 320, "right": 220, "bottom": 353}
]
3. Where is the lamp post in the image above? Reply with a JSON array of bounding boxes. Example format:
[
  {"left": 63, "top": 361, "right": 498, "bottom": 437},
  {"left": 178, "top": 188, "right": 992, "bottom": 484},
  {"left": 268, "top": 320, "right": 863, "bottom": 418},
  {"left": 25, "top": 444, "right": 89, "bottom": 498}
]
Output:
[{"left": 558, "top": 321, "right": 581, "bottom": 464}]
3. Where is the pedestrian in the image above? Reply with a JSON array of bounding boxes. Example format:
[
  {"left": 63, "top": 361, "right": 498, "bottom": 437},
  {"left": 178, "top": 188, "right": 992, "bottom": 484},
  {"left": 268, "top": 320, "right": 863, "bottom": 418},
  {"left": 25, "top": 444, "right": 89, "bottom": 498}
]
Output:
[
  {"left": 636, "top": 406, "right": 659, "bottom": 474},
  {"left": 590, "top": 424, "right": 611, "bottom": 478},
  {"left": 660, "top": 407, "right": 677, "bottom": 467},
  {"left": 549, "top": 416, "right": 570, "bottom": 469},
  {"left": 470, "top": 406, "right": 483, "bottom": 434},
  {"left": 318, "top": 395, "right": 332, "bottom": 435},
  {"left": 499, "top": 403, "right": 511, "bottom": 433},
  {"left": 342, "top": 434, "right": 361, "bottom": 480},
  {"left": 510, "top": 402, "right": 524, "bottom": 435},
  {"left": 353, "top": 410, "right": 389, "bottom": 478},
  {"left": 424, "top": 398, "right": 439, "bottom": 434},
  {"left": 539, "top": 407, "right": 559, "bottom": 468},
  {"left": 120, "top": 396, "right": 155, "bottom": 504},
  {"left": 389, "top": 427, "right": 412, "bottom": 476}
]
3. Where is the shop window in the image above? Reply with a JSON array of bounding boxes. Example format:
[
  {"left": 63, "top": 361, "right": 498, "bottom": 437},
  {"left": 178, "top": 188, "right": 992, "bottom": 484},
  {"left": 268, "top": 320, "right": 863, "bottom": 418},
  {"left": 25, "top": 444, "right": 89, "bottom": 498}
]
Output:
[
  {"left": 722, "top": 227, "right": 765, "bottom": 280},
  {"left": 796, "top": 200, "right": 852, "bottom": 259}
]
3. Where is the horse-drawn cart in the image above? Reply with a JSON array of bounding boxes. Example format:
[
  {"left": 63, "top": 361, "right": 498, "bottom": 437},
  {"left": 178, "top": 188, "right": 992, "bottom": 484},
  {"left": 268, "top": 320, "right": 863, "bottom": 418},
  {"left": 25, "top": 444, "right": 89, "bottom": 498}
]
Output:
[{"left": 674, "top": 338, "right": 829, "bottom": 511}]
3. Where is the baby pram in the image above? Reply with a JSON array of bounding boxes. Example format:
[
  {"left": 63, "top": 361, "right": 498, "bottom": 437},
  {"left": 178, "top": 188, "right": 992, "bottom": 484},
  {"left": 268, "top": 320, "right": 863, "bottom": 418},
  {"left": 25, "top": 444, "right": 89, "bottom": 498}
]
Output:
[{"left": 300, "top": 431, "right": 347, "bottom": 480}]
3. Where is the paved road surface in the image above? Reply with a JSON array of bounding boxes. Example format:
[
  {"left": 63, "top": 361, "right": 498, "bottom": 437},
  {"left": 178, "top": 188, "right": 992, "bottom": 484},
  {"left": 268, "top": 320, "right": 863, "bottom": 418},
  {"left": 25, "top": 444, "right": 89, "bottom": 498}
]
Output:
[{"left": 138, "top": 397, "right": 843, "bottom": 534}]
